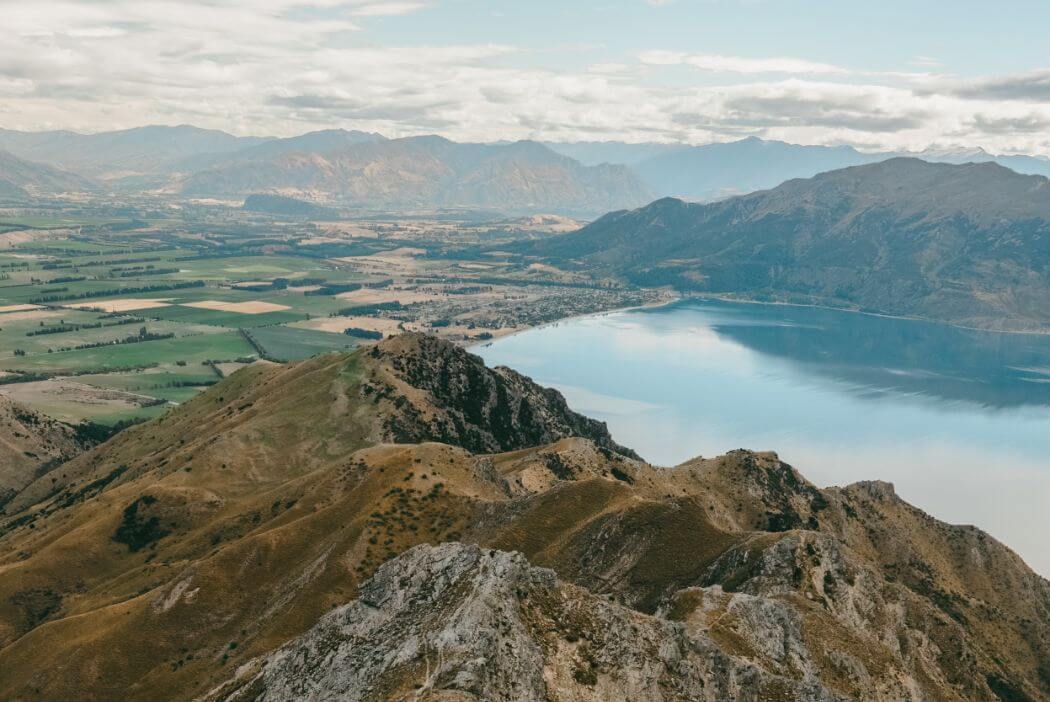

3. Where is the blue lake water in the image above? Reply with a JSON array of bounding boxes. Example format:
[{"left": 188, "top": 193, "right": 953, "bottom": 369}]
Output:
[{"left": 474, "top": 299, "right": 1050, "bottom": 576}]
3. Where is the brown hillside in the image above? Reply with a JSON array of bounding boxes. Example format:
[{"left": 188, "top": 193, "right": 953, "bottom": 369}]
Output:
[{"left": 0, "top": 335, "right": 1045, "bottom": 700}]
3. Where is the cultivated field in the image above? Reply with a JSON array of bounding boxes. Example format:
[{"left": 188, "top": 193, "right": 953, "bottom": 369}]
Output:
[{"left": 0, "top": 204, "right": 666, "bottom": 424}]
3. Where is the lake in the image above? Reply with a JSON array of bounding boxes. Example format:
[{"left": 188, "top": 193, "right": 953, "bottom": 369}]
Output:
[{"left": 474, "top": 299, "right": 1050, "bottom": 576}]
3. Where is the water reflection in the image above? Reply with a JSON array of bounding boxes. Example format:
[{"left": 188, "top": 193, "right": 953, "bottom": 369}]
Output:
[
  {"left": 647, "top": 300, "right": 1050, "bottom": 409},
  {"left": 475, "top": 299, "right": 1050, "bottom": 576}
]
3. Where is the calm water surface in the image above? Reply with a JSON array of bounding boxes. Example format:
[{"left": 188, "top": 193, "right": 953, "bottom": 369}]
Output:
[{"left": 475, "top": 299, "right": 1050, "bottom": 576}]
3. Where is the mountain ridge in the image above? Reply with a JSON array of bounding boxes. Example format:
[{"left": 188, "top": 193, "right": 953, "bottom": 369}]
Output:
[
  {"left": 0, "top": 334, "right": 1045, "bottom": 700},
  {"left": 0, "top": 149, "right": 96, "bottom": 198},
  {"left": 522, "top": 158, "right": 1050, "bottom": 331},
  {"left": 176, "top": 136, "right": 652, "bottom": 215}
]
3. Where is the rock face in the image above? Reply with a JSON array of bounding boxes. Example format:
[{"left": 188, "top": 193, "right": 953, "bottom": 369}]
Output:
[
  {"left": 0, "top": 334, "right": 1045, "bottom": 700},
  {"left": 211, "top": 543, "right": 839, "bottom": 702},
  {"left": 361, "top": 333, "right": 637, "bottom": 457}
]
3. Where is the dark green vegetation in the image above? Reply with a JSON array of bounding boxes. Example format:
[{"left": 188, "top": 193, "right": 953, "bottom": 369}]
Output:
[
  {"left": 242, "top": 194, "right": 337, "bottom": 218},
  {"left": 523, "top": 158, "right": 1050, "bottom": 331}
]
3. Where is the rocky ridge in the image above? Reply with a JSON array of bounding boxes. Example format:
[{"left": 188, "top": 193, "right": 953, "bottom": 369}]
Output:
[{"left": 0, "top": 335, "right": 1044, "bottom": 700}]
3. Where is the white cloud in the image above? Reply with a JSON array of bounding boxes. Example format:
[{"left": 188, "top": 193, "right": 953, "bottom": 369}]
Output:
[
  {"left": 3, "top": 2, "right": 1050, "bottom": 157},
  {"left": 639, "top": 50, "right": 848, "bottom": 75}
]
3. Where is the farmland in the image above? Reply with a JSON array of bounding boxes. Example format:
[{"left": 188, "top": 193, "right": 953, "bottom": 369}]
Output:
[{"left": 0, "top": 202, "right": 668, "bottom": 425}]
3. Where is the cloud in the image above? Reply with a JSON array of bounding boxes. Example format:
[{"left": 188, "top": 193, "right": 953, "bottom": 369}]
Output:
[
  {"left": 719, "top": 81, "right": 929, "bottom": 133},
  {"left": 347, "top": 2, "right": 429, "bottom": 17},
  {"left": 639, "top": 50, "right": 848, "bottom": 75},
  {"left": 3, "top": 2, "right": 1050, "bottom": 157},
  {"left": 952, "top": 70, "right": 1050, "bottom": 102}
]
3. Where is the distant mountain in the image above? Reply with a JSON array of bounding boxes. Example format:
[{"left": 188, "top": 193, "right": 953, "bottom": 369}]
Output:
[
  {"left": 179, "top": 136, "right": 653, "bottom": 215},
  {"left": 549, "top": 137, "right": 1050, "bottom": 202},
  {"left": 0, "top": 125, "right": 271, "bottom": 178},
  {"left": 542, "top": 140, "right": 686, "bottom": 166},
  {"left": 0, "top": 149, "right": 95, "bottom": 198},
  {"left": 1, "top": 334, "right": 1046, "bottom": 699},
  {"left": 225, "top": 129, "right": 385, "bottom": 160},
  {"left": 523, "top": 158, "right": 1050, "bottom": 331},
  {"left": 900, "top": 146, "right": 1050, "bottom": 178},
  {"left": 632, "top": 137, "right": 877, "bottom": 201}
]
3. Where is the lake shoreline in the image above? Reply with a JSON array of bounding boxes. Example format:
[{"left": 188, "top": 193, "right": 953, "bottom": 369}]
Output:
[
  {"left": 467, "top": 293, "right": 681, "bottom": 351},
  {"left": 474, "top": 291, "right": 1049, "bottom": 353},
  {"left": 474, "top": 297, "right": 1050, "bottom": 577},
  {"left": 692, "top": 293, "right": 1050, "bottom": 336}
]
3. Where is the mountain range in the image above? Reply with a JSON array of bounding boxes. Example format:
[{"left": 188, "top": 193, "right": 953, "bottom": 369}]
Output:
[
  {"left": 521, "top": 158, "right": 1050, "bottom": 332},
  {"left": 0, "top": 334, "right": 1046, "bottom": 700},
  {"left": 0, "top": 149, "right": 95, "bottom": 200},
  {"left": 545, "top": 137, "right": 1050, "bottom": 202},
  {"left": 0, "top": 126, "right": 652, "bottom": 215},
  {"left": 177, "top": 135, "right": 651, "bottom": 215},
  {"left": 6, "top": 123, "right": 1050, "bottom": 214},
  {"left": 0, "top": 125, "right": 269, "bottom": 180}
]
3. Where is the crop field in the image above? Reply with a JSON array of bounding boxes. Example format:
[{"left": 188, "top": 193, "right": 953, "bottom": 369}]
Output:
[
  {"left": 246, "top": 325, "right": 359, "bottom": 361},
  {"left": 0, "top": 208, "right": 659, "bottom": 424}
]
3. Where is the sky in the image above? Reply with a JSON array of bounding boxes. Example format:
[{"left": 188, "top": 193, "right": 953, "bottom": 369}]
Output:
[{"left": 4, "top": 0, "right": 1050, "bottom": 154}]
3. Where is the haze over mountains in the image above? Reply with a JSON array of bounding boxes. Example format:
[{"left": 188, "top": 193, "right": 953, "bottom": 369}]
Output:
[
  {"left": 6, "top": 123, "right": 1050, "bottom": 214},
  {"left": 179, "top": 135, "right": 651, "bottom": 215},
  {"left": 0, "top": 126, "right": 652, "bottom": 215},
  {"left": 522, "top": 158, "right": 1050, "bottom": 332},
  {"left": 0, "top": 335, "right": 1045, "bottom": 700},
  {"left": 0, "top": 149, "right": 94, "bottom": 199},
  {"left": 545, "top": 137, "right": 1050, "bottom": 202},
  {"left": 0, "top": 125, "right": 269, "bottom": 180}
]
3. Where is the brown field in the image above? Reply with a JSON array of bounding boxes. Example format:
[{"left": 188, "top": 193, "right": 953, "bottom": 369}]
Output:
[
  {"left": 0, "top": 230, "right": 44, "bottom": 248},
  {"left": 182, "top": 300, "right": 290, "bottom": 314},
  {"left": 0, "top": 308, "right": 67, "bottom": 322},
  {"left": 334, "top": 287, "right": 440, "bottom": 305},
  {"left": 293, "top": 316, "right": 415, "bottom": 337},
  {"left": 64, "top": 298, "right": 173, "bottom": 312},
  {"left": 0, "top": 304, "right": 42, "bottom": 314},
  {"left": 313, "top": 223, "right": 380, "bottom": 238},
  {"left": 214, "top": 362, "right": 250, "bottom": 377},
  {"left": 0, "top": 378, "right": 159, "bottom": 423}
]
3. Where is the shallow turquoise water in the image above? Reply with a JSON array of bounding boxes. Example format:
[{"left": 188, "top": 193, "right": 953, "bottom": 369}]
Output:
[{"left": 475, "top": 299, "right": 1050, "bottom": 576}]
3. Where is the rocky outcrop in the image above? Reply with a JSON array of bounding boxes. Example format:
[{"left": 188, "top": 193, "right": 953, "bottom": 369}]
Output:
[
  {"left": 0, "top": 336, "right": 1045, "bottom": 700},
  {"left": 360, "top": 333, "right": 637, "bottom": 457},
  {"left": 211, "top": 543, "right": 840, "bottom": 702}
]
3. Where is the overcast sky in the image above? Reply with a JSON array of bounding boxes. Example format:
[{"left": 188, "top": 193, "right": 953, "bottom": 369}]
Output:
[{"left": 4, "top": 0, "right": 1050, "bottom": 154}]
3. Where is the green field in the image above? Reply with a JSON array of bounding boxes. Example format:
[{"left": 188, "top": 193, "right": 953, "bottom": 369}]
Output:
[
  {"left": 144, "top": 305, "right": 308, "bottom": 328},
  {"left": 247, "top": 325, "right": 358, "bottom": 361},
  {"left": 0, "top": 216, "right": 131, "bottom": 229},
  {"left": 0, "top": 331, "right": 255, "bottom": 374},
  {"left": 0, "top": 221, "right": 410, "bottom": 424}
]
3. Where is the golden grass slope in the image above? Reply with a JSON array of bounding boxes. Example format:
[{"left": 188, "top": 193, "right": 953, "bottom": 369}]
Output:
[
  {"left": 0, "top": 335, "right": 1045, "bottom": 700},
  {"left": 0, "top": 396, "right": 84, "bottom": 508}
]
